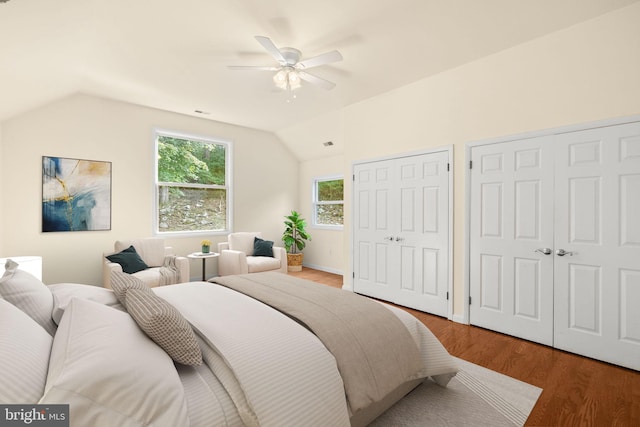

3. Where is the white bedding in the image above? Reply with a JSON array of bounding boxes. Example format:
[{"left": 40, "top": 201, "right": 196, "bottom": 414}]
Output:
[
  {"left": 40, "top": 298, "right": 190, "bottom": 426},
  {"left": 1, "top": 267, "right": 458, "bottom": 427},
  {"left": 155, "top": 281, "right": 458, "bottom": 426}
]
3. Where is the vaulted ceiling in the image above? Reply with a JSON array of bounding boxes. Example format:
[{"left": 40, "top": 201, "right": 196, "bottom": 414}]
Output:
[{"left": 1, "top": 0, "right": 637, "bottom": 139}]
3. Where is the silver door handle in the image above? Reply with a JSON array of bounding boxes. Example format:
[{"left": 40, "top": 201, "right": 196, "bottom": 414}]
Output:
[
  {"left": 383, "top": 236, "right": 394, "bottom": 241},
  {"left": 556, "top": 249, "right": 576, "bottom": 257},
  {"left": 534, "top": 248, "right": 552, "bottom": 255}
]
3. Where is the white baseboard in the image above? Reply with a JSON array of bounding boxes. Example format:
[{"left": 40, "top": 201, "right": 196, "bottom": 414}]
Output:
[
  {"left": 301, "top": 263, "right": 343, "bottom": 276},
  {"left": 452, "top": 314, "right": 468, "bottom": 324}
]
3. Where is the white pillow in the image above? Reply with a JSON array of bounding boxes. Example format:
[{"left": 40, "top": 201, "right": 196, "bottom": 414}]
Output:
[
  {"left": 0, "top": 259, "right": 56, "bottom": 335},
  {"left": 40, "top": 298, "right": 190, "bottom": 426},
  {"left": 0, "top": 299, "right": 52, "bottom": 403},
  {"left": 48, "top": 283, "right": 124, "bottom": 324}
]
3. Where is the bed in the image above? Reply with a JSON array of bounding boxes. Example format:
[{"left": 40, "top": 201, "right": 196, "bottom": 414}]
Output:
[{"left": 0, "top": 259, "right": 458, "bottom": 427}]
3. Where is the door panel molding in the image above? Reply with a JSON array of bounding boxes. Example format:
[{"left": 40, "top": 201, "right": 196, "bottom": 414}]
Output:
[{"left": 351, "top": 146, "right": 454, "bottom": 319}]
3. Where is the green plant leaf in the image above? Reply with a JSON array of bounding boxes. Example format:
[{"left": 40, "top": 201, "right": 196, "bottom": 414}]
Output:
[{"left": 282, "top": 210, "right": 311, "bottom": 254}]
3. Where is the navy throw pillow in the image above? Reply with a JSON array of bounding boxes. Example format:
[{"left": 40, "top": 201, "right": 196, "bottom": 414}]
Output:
[
  {"left": 106, "top": 245, "right": 149, "bottom": 274},
  {"left": 253, "top": 237, "right": 274, "bottom": 257}
]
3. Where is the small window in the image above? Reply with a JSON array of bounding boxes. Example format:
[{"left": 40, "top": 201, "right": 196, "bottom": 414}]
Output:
[
  {"left": 154, "top": 130, "right": 231, "bottom": 235},
  {"left": 313, "top": 177, "right": 344, "bottom": 228}
]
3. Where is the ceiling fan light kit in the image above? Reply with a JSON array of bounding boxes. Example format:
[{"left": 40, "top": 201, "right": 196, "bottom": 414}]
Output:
[
  {"left": 229, "top": 36, "right": 343, "bottom": 95},
  {"left": 273, "top": 67, "right": 302, "bottom": 91}
]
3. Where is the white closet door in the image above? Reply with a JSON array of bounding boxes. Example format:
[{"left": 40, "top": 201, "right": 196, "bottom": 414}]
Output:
[
  {"left": 469, "top": 136, "right": 555, "bottom": 345},
  {"left": 393, "top": 151, "right": 450, "bottom": 315},
  {"left": 353, "top": 150, "right": 450, "bottom": 316},
  {"left": 553, "top": 122, "right": 640, "bottom": 371},
  {"left": 353, "top": 158, "right": 399, "bottom": 304}
]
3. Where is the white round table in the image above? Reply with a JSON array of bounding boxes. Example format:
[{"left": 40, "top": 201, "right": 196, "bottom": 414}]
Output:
[{"left": 187, "top": 252, "right": 219, "bottom": 281}]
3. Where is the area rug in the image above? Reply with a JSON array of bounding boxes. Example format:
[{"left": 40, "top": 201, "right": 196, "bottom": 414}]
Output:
[{"left": 369, "top": 357, "right": 542, "bottom": 427}]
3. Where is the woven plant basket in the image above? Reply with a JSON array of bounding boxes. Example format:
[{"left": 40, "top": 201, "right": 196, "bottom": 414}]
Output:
[{"left": 287, "top": 253, "right": 303, "bottom": 272}]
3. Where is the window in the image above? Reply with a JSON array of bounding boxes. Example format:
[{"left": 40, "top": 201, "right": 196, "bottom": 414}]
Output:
[
  {"left": 313, "top": 176, "right": 344, "bottom": 228},
  {"left": 154, "top": 129, "right": 231, "bottom": 235}
]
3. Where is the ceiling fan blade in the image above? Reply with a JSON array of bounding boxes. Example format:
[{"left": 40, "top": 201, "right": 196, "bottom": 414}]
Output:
[
  {"left": 297, "top": 50, "right": 343, "bottom": 69},
  {"left": 227, "top": 65, "right": 280, "bottom": 71},
  {"left": 298, "top": 71, "right": 336, "bottom": 90},
  {"left": 254, "top": 36, "right": 286, "bottom": 64}
]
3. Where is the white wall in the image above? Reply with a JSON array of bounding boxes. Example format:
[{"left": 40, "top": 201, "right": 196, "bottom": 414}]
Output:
[
  {"left": 0, "top": 123, "right": 3, "bottom": 256},
  {"left": 296, "top": 3, "right": 640, "bottom": 316},
  {"left": 298, "top": 155, "right": 345, "bottom": 275},
  {"left": 0, "top": 94, "right": 298, "bottom": 285}
]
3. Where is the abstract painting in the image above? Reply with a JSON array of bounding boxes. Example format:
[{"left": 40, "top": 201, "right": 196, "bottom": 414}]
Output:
[{"left": 42, "top": 156, "right": 112, "bottom": 232}]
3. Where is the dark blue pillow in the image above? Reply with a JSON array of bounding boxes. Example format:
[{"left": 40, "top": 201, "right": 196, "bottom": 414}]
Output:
[
  {"left": 253, "top": 237, "right": 274, "bottom": 257},
  {"left": 106, "top": 245, "right": 149, "bottom": 274}
]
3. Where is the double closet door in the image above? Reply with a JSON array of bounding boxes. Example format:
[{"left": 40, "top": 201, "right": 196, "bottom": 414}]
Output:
[
  {"left": 353, "top": 149, "right": 450, "bottom": 317},
  {"left": 469, "top": 121, "right": 640, "bottom": 371}
]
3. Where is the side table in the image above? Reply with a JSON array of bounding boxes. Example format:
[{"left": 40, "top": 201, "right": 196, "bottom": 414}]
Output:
[{"left": 187, "top": 252, "right": 219, "bottom": 281}]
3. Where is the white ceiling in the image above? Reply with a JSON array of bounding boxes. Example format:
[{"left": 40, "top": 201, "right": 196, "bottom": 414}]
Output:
[{"left": 1, "top": 0, "right": 637, "bottom": 141}]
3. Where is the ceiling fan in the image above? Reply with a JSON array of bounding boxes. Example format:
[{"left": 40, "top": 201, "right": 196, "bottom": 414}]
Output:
[{"left": 228, "top": 36, "right": 343, "bottom": 92}]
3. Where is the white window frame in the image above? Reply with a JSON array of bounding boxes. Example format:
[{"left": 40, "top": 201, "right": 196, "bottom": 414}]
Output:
[
  {"left": 153, "top": 128, "right": 233, "bottom": 237},
  {"left": 312, "top": 175, "right": 344, "bottom": 230}
]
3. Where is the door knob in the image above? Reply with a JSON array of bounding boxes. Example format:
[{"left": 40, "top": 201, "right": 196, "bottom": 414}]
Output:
[
  {"left": 555, "top": 249, "right": 576, "bottom": 257},
  {"left": 383, "top": 236, "right": 394, "bottom": 241},
  {"left": 534, "top": 248, "right": 552, "bottom": 255}
]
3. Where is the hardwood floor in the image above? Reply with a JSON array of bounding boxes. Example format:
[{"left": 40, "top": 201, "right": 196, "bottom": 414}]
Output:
[{"left": 289, "top": 268, "right": 640, "bottom": 427}]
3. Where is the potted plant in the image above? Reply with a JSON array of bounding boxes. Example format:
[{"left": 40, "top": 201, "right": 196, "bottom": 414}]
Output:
[
  {"left": 201, "top": 239, "right": 211, "bottom": 254},
  {"left": 282, "top": 210, "right": 311, "bottom": 272}
]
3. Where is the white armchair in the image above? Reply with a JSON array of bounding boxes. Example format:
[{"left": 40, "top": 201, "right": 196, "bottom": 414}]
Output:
[
  {"left": 103, "top": 238, "right": 189, "bottom": 288},
  {"left": 217, "top": 232, "right": 287, "bottom": 276}
]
